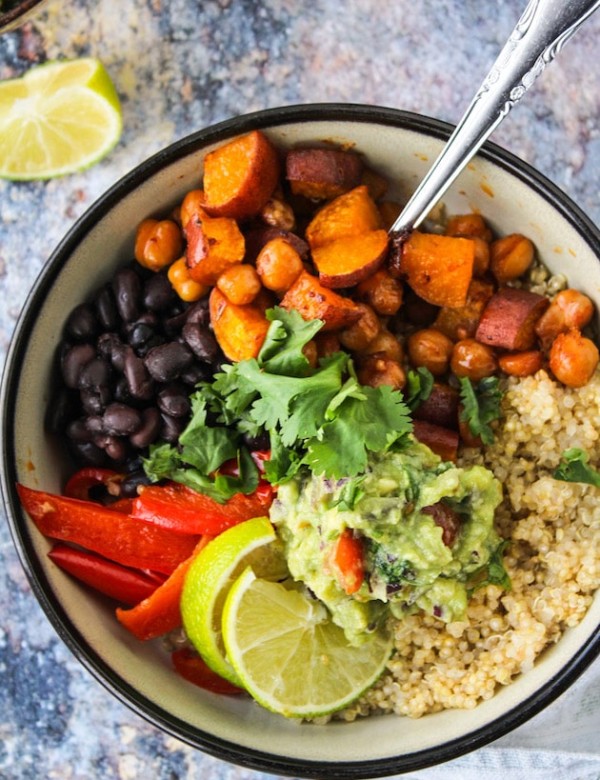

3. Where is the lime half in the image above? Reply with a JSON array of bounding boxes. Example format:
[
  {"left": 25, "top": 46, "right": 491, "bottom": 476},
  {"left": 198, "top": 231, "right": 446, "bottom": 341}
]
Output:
[
  {"left": 222, "top": 567, "right": 393, "bottom": 718},
  {"left": 181, "top": 516, "right": 287, "bottom": 686},
  {"left": 0, "top": 58, "right": 122, "bottom": 180}
]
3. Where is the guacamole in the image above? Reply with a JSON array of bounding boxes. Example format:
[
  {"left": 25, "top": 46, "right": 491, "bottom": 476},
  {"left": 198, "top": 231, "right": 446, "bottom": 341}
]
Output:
[{"left": 270, "top": 441, "right": 504, "bottom": 645}]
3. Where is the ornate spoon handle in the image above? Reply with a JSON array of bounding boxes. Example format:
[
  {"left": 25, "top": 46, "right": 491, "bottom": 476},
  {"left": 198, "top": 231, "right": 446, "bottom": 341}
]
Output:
[{"left": 390, "top": 0, "right": 600, "bottom": 237}]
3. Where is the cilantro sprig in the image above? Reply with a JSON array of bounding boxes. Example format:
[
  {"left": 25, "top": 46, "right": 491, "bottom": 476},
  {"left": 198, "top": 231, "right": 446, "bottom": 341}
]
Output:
[
  {"left": 553, "top": 448, "right": 600, "bottom": 487},
  {"left": 143, "top": 307, "right": 413, "bottom": 500},
  {"left": 458, "top": 376, "right": 503, "bottom": 445}
]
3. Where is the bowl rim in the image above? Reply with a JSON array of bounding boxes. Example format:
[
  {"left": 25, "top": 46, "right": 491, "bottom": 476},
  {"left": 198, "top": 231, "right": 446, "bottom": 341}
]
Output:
[
  {"left": 0, "top": 0, "right": 46, "bottom": 32},
  {"left": 2, "top": 102, "right": 600, "bottom": 779}
]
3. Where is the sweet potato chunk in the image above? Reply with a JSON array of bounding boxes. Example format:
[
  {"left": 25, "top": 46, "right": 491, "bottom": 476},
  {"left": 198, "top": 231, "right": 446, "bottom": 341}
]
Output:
[
  {"left": 393, "top": 231, "right": 475, "bottom": 308},
  {"left": 475, "top": 288, "right": 549, "bottom": 351},
  {"left": 185, "top": 212, "right": 245, "bottom": 286},
  {"left": 312, "top": 230, "right": 389, "bottom": 289},
  {"left": 412, "top": 383, "right": 460, "bottom": 430},
  {"left": 202, "top": 130, "right": 280, "bottom": 221},
  {"left": 413, "top": 420, "right": 459, "bottom": 462},
  {"left": 433, "top": 279, "right": 495, "bottom": 340},
  {"left": 279, "top": 270, "right": 362, "bottom": 331},
  {"left": 286, "top": 148, "right": 363, "bottom": 200},
  {"left": 209, "top": 287, "right": 270, "bottom": 362},
  {"left": 305, "top": 185, "right": 383, "bottom": 249}
]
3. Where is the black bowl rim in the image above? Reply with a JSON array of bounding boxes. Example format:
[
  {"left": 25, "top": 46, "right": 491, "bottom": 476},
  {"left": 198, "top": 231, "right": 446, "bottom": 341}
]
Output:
[
  {"left": 0, "top": 0, "right": 46, "bottom": 32},
  {"left": 2, "top": 103, "right": 600, "bottom": 779}
]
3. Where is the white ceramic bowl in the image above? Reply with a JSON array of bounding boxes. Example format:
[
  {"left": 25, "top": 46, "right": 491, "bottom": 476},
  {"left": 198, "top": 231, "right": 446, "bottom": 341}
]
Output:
[{"left": 2, "top": 105, "right": 600, "bottom": 778}]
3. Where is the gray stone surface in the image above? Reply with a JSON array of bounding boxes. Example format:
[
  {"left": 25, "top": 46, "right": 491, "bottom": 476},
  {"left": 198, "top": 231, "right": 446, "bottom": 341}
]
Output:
[{"left": 0, "top": 1, "right": 599, "bottom": 778}]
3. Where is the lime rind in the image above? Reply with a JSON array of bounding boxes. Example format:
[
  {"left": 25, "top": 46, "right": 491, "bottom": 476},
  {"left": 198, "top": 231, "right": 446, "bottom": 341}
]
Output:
[
  {"left": 180, "top": 516, "right": 282, "bottom": 686},
  {"left": 222, "top": 567, "right": 393, "bottom": 718}
]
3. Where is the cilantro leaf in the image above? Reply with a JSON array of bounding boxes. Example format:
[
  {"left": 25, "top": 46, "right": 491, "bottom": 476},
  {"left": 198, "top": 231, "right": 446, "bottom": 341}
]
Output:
[
  {"left": 467, "top": 540, "right": 512, "bottom": 594},
  {"left": 458, "top": 376, "right": 503, "bottom": 445},
  {"left": 258, "top": 307, "right": 324, "bottom": 376},
  {"left": 332, "top": 476, "right": 366, "bottom": 511},
  {"left": 404, "top": 367, "right": 434, "bottom": 410},
  {"left": 178, "top": 394, "right": 238, "bottom": 474},
  {"left": 553, "top": 448, "right": 600, "bottom": 487}
]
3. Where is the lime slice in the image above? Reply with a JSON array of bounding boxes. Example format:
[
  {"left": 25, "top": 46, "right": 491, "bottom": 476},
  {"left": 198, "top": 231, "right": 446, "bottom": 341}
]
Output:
[
  {"left": 0, "top": 58, "right": 122, "bottom": 180},
  {"left": 181, "top": 516, "right": 287, "bottom": 686},
  {"left": 222, "top": 567, "right": 393, "bottom": 718}
]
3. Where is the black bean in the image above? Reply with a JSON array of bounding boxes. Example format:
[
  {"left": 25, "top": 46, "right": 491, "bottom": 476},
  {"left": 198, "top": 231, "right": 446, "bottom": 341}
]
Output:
[
  {"left": 160, "top": 412, "right": 186, "bottom": 443},
  {"left": 94, "top": 434, "right": 128, "bottom": 462},
  {"left": 97, "top": 332, "right": 124, "bottom": 367},
  {"left": 157, "top": 383, "right": 191, "bottom": 418},
  {"left": 184, "top": 298, "right": 210, "bottom": 327},
  {"left": 163, "top": 308, "right": 189, "bottom": 338},
  {"left": 61, "top": 344, "right": 96, "bottom": 389},
  {"left": 95, "top": 284, "right": 120, "bottom": 331},
  {"left": 81, "top": 387, "right": 112, "bottom": 415},
  {"left": 123, "top": 346, "right": 154, "bottom": 399},
  {"left": 143, "top": 272, "right": 177, "bottom": 312},
  {"left": 85, "top": 415, "right": 105, "bottom": 434},
  {"left": 113, "top": 376, "right": 133, "bottom": 404},
  {"left": 67, "top": 418, "right": 94, "bottom": 442},
  {"left": 127, "top": 322, "right": 156, "bottom": 351},
  {"left": 129, "top": 407, "right": 161, "bottom": 449},
  {"left": 102, "top": 403, "right": 142, "bottom": 436},
  {"left": 119, "top": 468, "right": 152, "bottom": 498},
  {"left": 112, "top": 268, "right": 141, "bottom": 323},
  {"left": 46, "top": 387, "right": 78, "bottom": 434},
  {"left": 180, "top": 363, "right": 213, "bottom": 386},
  {"left": 69, "top": 440, "right": 107, "bottom": 466},
  {"left": 78, "top": 357, "right": 112, "bottom": 390},
  {"left": 182, "top": 322, "right": 219, "bottom": 363},
  {"left": 144, "top": 342, "right": 193, "bottom": 383},
  {"left": 65, "top": 303, "right": 98, "bottom": 341}
]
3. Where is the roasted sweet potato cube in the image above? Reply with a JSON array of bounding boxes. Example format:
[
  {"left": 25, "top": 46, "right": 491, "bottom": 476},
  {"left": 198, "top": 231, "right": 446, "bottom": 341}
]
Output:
[
  {"left": 434, "top": 279, "right": 495, "bottom": 340},
  {"left": 279, "top": 270, "right": 362, "bottom": 331},
  {"left": 475, "top": 288, "right": 549, "bottom": 351},
  {"left": 209, "top": 287, "right": 270, "bottom": 362},
  {"left": 202, "top": 130, "right": 280, "bottom": 221},
  {"left": 393, "top": 231, "right": 475, "bottom": 308},
  {"left": 185, "top": 212, "right": 245, "bottom": 286},
  {"left": 305, "top": 185, "right": 383, "bottom": 249},
  {"left": 413, "top": 420, "right": 459, "bottom": 462},
  {"left": 286, "top": 148, "right": 363, "bottom": 200},
  {"left": 312, "top": 230, "right": 389, "bottom": 289}
]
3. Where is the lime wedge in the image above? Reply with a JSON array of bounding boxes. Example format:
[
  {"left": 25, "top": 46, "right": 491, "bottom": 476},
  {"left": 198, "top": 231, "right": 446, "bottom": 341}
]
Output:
[
  {"left": 222, "top": 567, "right": 393, "bottom": 718},
  {"left": 181, "top": 516, "right": 287, "bottom": 686},
  {"left": 0, "top": 58, "right": 122, "bottom": 180}
]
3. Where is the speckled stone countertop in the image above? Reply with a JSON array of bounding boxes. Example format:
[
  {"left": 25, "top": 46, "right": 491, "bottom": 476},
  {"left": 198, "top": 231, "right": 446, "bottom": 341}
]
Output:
[{"left": 1, "top": 1, "right": 600, "bottom": 779}]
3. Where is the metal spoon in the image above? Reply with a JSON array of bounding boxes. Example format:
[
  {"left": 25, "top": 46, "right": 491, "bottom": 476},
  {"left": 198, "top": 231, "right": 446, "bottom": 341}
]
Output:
[{"left": 390, "top": 0, "right": 600, "bottom": 239}]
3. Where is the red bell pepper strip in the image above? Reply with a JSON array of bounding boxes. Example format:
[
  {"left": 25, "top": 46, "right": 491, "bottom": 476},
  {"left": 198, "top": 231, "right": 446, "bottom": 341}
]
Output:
[
  {"left": 131, "top": 481, "right": 274, "bottom": 536},
  {"left": 64, "top": 467, "right": 124, "bottom": 501},
  {"left": 218, "top": 450, "right": 271, "bottom": 476},
  {"left": 333, "top": 528, "right": 365, "bottom": 595},
  {"left": 115, "top": 536, "right": 212, "bottom": 640},
  {"left": 171, "top": 647, "right": 243, "bottom": 696},
  {"left": 48, "top": 543, "right": 167, "bottom": 606},
  {"left": 16, "top": 483, "right": 200, "bottom": 574}
]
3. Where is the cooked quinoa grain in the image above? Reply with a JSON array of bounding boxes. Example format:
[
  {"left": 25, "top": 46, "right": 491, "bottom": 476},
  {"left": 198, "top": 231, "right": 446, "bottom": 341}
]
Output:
[{"left": 338, "top": 367, "right": 600, "bottom": 720}]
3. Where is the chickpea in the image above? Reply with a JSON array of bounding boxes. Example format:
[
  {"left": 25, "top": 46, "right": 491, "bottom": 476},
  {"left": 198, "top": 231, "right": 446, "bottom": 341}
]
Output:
[
  {"left": 338, "top": 304, "right": 381, "bottom": 352},
  {"left": 471, "top": 236, "right": 491, "bottom": 277},
  {"left": 451, "top": 339, "right": 498, "bottom": 381},
  {"left": 361, "top": 329, "right": 404, "bottom": 362},
  {"left": 356, "top": 269, "right": 404, "bottom": 316},
  {"left": 407, "top": 328, "right": 454, "bottom": 376},
  {"left": 180, "top": 189, "right": 205, "bottom": 229},
  {"left": 549, "top": 329, "right": 599, "bottom": 388},
  {"left": 535, "top": 289, "right": 594, "bottom": 347},
  {"left": 259, "top": 194, "right": 296, "bottom": 231},
  {"left": 256, "top": 238, "right": 304, "bottom": 294},
  {"left": 216, "top": 264, "right": 262, "bottom": 305},
  {"left": 357, "top": 355, "right": 406, "bottom": 390},
  {"left": 167, "top": 257, "right": 209, "bottom": 302},
  {"left": 489, "top": 234, "right": 534, "bottom": 283},
  {"left": 498, "top": 350, "right": 543, "bottom": 378},
  {"left": 445, "top": 213, "right": 493, "bottom": 242},
  {"left": 314, "top": 332, "right": 341, "bottom": 359},
  {"left": 135, "top": 218, "right": 183, "bottom": 272}
]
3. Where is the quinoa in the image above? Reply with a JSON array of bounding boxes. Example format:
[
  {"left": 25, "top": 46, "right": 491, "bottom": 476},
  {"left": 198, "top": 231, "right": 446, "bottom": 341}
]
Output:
[{"left": 338, "top": 367, "right": 600, "bottom": 720}]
